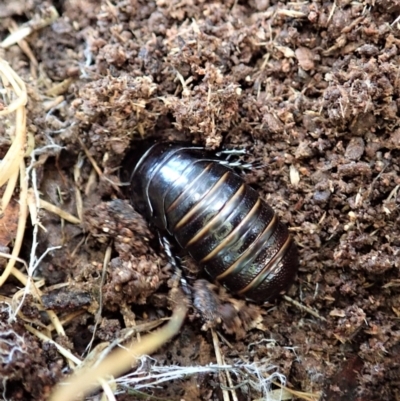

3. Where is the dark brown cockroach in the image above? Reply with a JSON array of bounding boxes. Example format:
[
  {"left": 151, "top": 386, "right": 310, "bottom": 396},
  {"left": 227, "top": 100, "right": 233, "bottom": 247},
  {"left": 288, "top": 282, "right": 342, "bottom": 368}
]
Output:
[{"left": 125, "top": 141, "right": 298, "bottom": 303}]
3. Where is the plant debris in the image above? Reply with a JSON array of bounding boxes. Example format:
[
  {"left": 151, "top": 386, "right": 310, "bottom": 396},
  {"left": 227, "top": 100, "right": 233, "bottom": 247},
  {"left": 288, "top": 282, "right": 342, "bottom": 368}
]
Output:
[{"left": 0, "top": 0, "right": 399, "bottom": 400}]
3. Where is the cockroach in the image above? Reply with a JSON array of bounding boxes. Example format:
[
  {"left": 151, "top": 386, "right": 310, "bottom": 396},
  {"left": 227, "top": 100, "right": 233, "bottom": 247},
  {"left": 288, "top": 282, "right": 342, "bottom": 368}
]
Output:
[{"left": 125, "top": 141, "right": 298, "bottom": 303}]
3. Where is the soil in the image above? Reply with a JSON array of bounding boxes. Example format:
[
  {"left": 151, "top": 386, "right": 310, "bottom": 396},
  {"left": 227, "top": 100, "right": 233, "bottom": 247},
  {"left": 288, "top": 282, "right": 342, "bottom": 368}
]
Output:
[{"left": 0, "top": 0, "right": 400, "bottom": 400}]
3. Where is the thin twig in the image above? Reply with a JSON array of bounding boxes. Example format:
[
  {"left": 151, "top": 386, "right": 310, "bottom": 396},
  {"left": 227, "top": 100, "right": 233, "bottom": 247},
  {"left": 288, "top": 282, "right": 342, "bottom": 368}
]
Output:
[
  {"left": 84, "top": 243, "right": 112, "bottom": 355},
  {"left": 76, "top": 136, "right": 122, "bottom": 194},
  {"left": 211, "top": 329, "right": 231, "bottom": 401},
  {"left": 283, "top": 295, "right": 327, "bottom": 321}
]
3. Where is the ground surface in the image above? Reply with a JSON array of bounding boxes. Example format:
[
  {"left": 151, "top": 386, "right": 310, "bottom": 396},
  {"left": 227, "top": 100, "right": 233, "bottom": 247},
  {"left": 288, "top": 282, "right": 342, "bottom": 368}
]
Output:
[{"left": 0, "top": 0, "right": 399, "bottom": 400}]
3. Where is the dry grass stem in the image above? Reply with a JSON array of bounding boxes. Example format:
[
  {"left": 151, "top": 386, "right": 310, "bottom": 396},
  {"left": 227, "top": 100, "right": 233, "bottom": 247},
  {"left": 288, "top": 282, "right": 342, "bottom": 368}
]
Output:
[
  {"left": 1, "top": 168, "right": 19, "bottom": 212},
  {"left": 283, "top": 295, "right": 327, "bottom": 321},
  {"left": 223, "top": 353, "right": 239, "bottom": 401},
  {"left": 211, "top": 329, "right": 231, "bottom": 401},
  {"left": 0, "top": 58, "right": 27, "bottom": 194},
  {"left": 73, "top": 154, "right": 85, "bottom": 222},
  {"left": 8, "top": 20, "right": 38, "bottom": 78},
  {"left": 0, "top": 6, "right": 59, "bottom": 48},
  {"left": 49, "top": 304, "right": 188, "bottom": 401},
  {"left": 276, "top": 9, "right": 306, "bottom": 18},
  {"left": 0, "top": 58, "right": 28, "bottom": 294},
  {"left": 0, "top": 252, "right": 28, "bottom": 285},
  {"left": 0, "top": 162, "right": 28, "bottom": 288},
  {"left": 24, "top": 324, "right": 82, "bottom": 365},
  {"left": 76, "top": 136, "right": 122, "bottom": 193},
  {"left": 271, "top": 380, "right": 321, "bottom": 401},
  {"left": 45, "top": 310, "right": 86, "bottom": 333},
  {"left": 84, "top": 243, "right": 112, "bottom": 355},
  {"left": 39, "top": 198, "right": 81, "bottom": 225}
]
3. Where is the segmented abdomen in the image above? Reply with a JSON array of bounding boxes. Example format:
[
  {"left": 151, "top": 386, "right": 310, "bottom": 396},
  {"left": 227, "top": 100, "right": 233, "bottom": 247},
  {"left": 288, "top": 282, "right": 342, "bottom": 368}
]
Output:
[{"left": 128, "top": 142, "right": 298, "bottom": 303}]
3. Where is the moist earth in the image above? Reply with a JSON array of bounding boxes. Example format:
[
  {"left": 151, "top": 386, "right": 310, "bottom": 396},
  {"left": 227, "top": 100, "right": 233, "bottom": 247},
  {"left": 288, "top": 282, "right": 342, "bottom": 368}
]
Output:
[{"left": 0, "top": 1, "right": 399, "bottom": 400}]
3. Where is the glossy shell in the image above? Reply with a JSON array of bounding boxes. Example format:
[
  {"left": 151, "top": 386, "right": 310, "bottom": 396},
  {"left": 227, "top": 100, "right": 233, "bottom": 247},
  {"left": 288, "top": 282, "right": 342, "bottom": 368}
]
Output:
[{"left": 126, "top": 142, "right": 298, "bottom": 303}]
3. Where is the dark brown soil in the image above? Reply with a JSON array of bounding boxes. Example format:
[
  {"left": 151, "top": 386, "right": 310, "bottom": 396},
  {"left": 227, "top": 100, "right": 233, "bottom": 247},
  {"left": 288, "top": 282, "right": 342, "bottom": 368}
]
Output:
[{"left": 1, "top": 0, "right": 400, "bottom": 400}]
